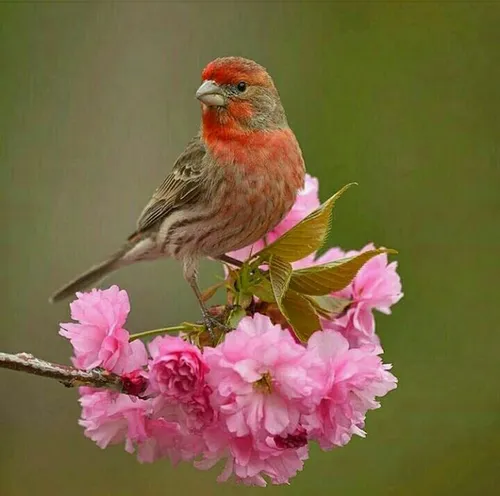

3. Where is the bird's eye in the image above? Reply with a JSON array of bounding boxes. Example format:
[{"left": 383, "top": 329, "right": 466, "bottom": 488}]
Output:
[{"left": 236, "top": 81, "right": 247, "bottom": 92}]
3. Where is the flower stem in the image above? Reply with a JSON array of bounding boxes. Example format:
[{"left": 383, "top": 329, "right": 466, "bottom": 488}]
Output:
[{"left": 129, "top": 325, "right": 195, "bottom": 342}]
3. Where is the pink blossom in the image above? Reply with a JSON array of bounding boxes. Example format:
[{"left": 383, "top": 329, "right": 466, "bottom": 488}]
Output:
[
  {"left": 295, "top": 244, "right": 403, "bottom": 347},
  {"left": 303, "top": 329, "right": 397, "bottom": 450},
  {"left": 135, "top": 417, "right": 183, "bottom": 464},
  {"left": 318, "top": 243, "right": 403, "bottom": 314},
  {"left": 59, "top": 286, "right": 147, "bottom": 373},
  {"left": 136, "top": 395, "right": 208, "bottom": 464},
  {"left": 136, "top": 417, "right": 206, "bottom": 465},
  {"left": 68, "top": 285, "right": 130, "bottom": 329},
  {"left": 204, "top": 313, "right": 322, "bottom": 439},
  {"left": 147, "top": 335, "right": 209, "bottom": 399},
  {"left": 64, "top": 232, "right": 401, "bottom": 485},
  {"left": 152, "top": 386, "right": 214, "bottom": 434},
  {"left": 78, "top": 388, "right": 150, "bottom": 453},
  {"left": 179, "top": 385, "right": 215, "bottom": 432},
  {"left": 79, "top": 389, "right": 207, "bottom": 465},
  {"left": 228, "top": 174, "right": 320, "bottom": 262},
  {"left": 196, "top": 422, "right": 308, "bottom": 486}
]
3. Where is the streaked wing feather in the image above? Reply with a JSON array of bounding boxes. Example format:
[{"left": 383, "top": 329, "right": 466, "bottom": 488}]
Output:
[{"left": 129, "top": 137, "right": 206, "bottom": 239}]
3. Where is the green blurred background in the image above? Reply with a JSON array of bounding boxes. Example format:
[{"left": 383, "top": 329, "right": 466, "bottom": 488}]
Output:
[{"left": 1, "top": 2, "right": 499, "bottom": 495}]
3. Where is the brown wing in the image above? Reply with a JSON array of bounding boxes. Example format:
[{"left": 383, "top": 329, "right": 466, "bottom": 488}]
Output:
[{"left": 128, "top": 136, "right": 206, "bottom": 240}]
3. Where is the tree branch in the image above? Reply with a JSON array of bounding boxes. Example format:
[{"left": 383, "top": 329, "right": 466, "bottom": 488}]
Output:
[{"left": 0, "top": 351, "right": 146, "bottom": 396}]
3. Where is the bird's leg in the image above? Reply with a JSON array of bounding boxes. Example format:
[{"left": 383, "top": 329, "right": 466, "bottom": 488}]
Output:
[
  {"left": 183, "top": 257, "right": 230, "bottom": 343},
  {"left": 217, "top": 254, "right": 244, "bottom": 268}
]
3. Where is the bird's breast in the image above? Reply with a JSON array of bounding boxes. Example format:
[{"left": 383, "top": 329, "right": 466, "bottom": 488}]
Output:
[
  {"left": 198, "top": 129, "right": 305, "bottom": 253},
  {"left": 160, "top": 128, "right": 305, "bottom": 261}
]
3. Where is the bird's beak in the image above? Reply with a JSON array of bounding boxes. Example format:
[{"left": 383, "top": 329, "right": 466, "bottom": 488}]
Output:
[{"left": 196, "top": 80, "right": 225, "bottom": 107}]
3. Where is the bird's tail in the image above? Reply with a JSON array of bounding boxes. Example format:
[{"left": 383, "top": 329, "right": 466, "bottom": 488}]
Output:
[{"left": 49, "top": 245, "right": 131, "bottom": 303}]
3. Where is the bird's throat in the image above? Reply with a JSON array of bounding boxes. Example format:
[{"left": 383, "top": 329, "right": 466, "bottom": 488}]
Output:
[{"left": 201, "top": 106, "right": 251, "bottom": 146}]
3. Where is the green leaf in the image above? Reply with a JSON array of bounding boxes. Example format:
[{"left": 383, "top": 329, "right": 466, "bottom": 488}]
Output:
[
  {"left": 306, "top": 295, "right": 352, "bottom": 319},
  {"left": 289, "top": 248, "right": 397, "bottom": 295},
  {"left": 228, "top": 263, "right": 255, "bottom": 308},
  {"left": 237, "top": 291, "right": 254, "bottom": 309},
  {"left": 269, "top": 255, "right": 293, "bottom": 305},
  {"left": 281, "top": 290, "right": 321, "bottom": 342},
  {"left": 249, "top": 277, "right": 276, "bottom": 303},
  {"left": 200, "top": 280, "right": 225, "bottom": 302},
  {"left": 254, "top": 183, "right": 356, "bottom": 263},
  {"left": 267, "top": 256, "right": 319, "bottom": 342},
  {"left": 228, "top": 307, "right": 247, "bottom": 329}
]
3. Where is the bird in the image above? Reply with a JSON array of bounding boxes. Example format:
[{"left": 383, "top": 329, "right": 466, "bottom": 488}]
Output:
[{"left": 50, "top": 56, "right": 306, "bottom": 333}]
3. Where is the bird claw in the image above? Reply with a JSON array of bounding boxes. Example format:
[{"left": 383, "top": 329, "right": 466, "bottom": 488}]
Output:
[{"left": 202, "top": 313, "right": 231, "bottom": 343}]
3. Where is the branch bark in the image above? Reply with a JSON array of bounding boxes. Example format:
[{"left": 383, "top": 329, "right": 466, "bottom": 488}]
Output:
[{"left": 0, "top": 351, "right": 145, "bottom": 396}]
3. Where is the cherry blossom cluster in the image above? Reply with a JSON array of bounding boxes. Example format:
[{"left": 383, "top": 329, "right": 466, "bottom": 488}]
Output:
[{"left": 60, "top": 175, "right": 402, "bottom": 486}]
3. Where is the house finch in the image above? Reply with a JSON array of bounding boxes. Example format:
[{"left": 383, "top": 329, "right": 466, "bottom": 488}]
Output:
[{"left": 51, "top": 57, "right": 306, "bottom": 332}]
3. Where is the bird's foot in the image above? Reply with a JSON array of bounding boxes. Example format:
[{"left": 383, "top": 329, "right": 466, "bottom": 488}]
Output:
[{"left": 202, "top": 311, "right": 231, "bottom": 344}]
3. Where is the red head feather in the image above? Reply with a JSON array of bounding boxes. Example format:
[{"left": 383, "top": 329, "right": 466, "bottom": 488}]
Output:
[
  {"left": 199, "top": 57, "right": 281, "bottom": 149},
  {"left": 199, "top": 58, "right": 304, "bottom": 196},
  {"left": 201, "top": 57, "right": 274, "bottom": 89}
]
